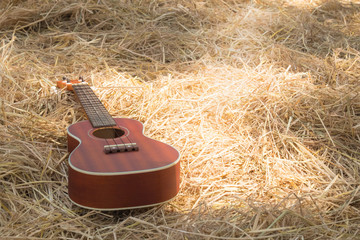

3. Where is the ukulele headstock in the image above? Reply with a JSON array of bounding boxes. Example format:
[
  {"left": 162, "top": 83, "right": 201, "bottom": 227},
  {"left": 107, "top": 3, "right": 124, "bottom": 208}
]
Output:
[{"left": 56, "top": 76, "right": 86, "bottom": 91}]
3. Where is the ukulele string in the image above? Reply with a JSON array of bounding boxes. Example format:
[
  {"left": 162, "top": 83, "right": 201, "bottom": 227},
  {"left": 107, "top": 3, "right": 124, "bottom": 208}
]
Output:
[
  {"left": 112, "top": 125, "right": 127, "bottom": 150},
  {"left": 75, "top": 84, "right": 114, "bottom": 147},
  {"left": 79, "top": 84, "right": 130, "bottom": 152},
  {"left": 75, "top": 83, "right": 136, "bottom": 152},
  {"left": 113, "top": 122, "right": 136, "bottom": 152}
]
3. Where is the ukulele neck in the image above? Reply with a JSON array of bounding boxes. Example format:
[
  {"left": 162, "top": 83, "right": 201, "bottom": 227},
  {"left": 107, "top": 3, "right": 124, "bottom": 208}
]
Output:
[{"left": 72, "top": 84, "right": 116, "bottom": 128}]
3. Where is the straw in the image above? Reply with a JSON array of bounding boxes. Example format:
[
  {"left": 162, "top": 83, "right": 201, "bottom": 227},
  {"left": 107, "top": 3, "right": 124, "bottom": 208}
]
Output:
[{"left": 1, "top": 0, "right": 360, "bottom": 239}]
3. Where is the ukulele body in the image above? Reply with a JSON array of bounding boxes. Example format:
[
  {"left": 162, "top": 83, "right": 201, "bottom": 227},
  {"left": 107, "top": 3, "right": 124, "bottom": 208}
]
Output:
[{"left": 66, "top": 117, "right": 180, "bottom": 210}]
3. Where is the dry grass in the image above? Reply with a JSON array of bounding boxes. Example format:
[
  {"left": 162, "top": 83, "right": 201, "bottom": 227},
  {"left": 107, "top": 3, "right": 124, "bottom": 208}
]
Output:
[{"left": 1, "top": 0, "right": 360, "bottom": 239}]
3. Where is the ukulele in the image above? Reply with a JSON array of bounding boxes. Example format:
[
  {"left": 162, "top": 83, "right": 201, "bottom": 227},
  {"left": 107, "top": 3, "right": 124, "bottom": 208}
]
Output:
[{"left": 57, "top": 77, "right": 180, "bottom": 210}]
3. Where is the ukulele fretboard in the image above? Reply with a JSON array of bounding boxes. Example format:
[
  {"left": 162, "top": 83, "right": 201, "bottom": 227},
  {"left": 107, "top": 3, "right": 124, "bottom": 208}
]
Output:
[{"left": 72, "top": 84, "right": 116, "bottom": 128}]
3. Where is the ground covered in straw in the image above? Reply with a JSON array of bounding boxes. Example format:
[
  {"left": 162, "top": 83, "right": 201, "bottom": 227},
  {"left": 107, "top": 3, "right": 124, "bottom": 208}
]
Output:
[{"left": 1, "top": 0, "right": 360, "bottom": 239}]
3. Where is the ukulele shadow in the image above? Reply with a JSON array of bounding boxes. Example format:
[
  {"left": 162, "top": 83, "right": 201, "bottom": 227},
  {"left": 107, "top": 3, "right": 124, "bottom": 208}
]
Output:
[{"left": 73, "top": 203, "right": 172, "bottom": 222}]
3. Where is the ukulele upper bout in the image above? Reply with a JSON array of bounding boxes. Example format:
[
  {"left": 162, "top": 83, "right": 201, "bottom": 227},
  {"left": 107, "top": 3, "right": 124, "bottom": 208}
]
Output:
[{"left": 67, "top": 118, "right": 180, "bottom": 174}]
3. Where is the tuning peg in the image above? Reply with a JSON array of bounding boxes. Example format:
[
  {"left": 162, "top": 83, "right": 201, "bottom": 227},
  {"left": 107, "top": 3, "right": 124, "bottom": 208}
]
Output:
[{"left": 63, "top": 76, "right": 70, "bottom": 83}]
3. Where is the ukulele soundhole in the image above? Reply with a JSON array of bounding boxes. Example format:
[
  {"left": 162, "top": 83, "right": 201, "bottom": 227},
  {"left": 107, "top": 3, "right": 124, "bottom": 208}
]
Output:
[{"left": 92, "top": 127, "right": 125, "bottom": 139}]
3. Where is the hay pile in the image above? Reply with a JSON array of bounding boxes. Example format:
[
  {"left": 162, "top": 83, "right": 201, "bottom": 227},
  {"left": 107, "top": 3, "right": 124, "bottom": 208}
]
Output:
[{"left": 1, "top": 0, "right": 360, "bottom": 238}]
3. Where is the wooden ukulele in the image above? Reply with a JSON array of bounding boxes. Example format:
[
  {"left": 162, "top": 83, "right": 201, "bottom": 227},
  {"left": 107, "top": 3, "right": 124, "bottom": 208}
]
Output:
[{"left": 57, "top": 77, "right": 180, "bottom": 210}]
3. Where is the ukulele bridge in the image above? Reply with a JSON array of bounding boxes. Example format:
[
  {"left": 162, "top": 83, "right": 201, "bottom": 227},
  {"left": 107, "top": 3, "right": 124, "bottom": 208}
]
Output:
[{"left": 104, "top": 143, "right": 139, "bottom": 154}]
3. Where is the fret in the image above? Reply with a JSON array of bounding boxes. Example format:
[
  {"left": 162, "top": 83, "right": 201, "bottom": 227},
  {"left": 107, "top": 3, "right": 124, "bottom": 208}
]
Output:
[{"left": 72, "top": 84, "right": 116, "bottom": 128}]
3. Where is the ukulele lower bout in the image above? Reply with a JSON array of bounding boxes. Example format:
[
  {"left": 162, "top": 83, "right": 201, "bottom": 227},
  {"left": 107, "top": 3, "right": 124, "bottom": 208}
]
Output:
[{"left": 66, "top": 117, "right": 180, "bottom": 210}]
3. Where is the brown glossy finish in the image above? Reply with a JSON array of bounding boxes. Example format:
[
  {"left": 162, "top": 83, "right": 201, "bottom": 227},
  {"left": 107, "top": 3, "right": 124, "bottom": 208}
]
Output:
[
  {"left": 68, "top": 161, "right": 180, "bottom": 209},
  {"left": 67, "top": 118, "right": 180, "bottom": 209},
  {"left": 68, "top": 118, "right": 180, "bottom": 173}
]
